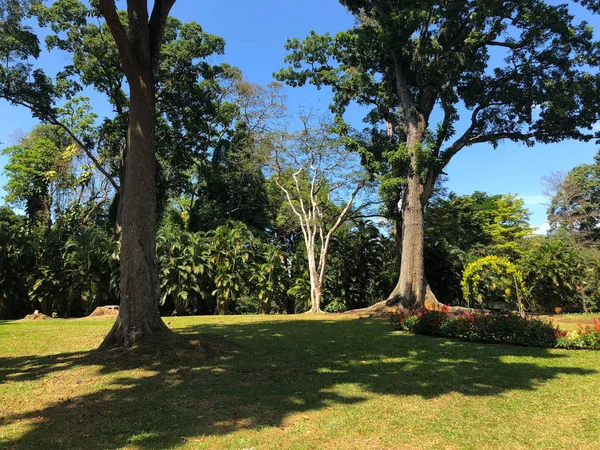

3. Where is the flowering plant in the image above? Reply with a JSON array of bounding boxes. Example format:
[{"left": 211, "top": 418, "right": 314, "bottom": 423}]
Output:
[{"left": 555, "top": 319, "right": 600, "bottom": 350}]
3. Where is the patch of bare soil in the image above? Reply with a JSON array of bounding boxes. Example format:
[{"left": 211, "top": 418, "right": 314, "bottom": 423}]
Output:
[
  {"left": 87, "top": 305, "right": 120, "bottom": 318},
  {"left": 539, "top": 314, "right": 598, "bottom": 326},
  {"left": 20, "top": 313, "right": 53, "bottom": 321}
]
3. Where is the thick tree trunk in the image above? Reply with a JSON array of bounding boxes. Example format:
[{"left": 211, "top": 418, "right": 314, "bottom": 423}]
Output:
[
  {"left": 100, "top": 78, "right": 169, "bottom": 349},
  {"left": 386, "top": 122, "right": 428, "bottom": 308},
  {"left": 309, "top": 283, "right": 322, "bottom": 313},
  {"left": 259, "top": 301, "right": 272, "bottom": 315},
  {"left": 396, "top": 174, "right": 426, "bottom": 307}
]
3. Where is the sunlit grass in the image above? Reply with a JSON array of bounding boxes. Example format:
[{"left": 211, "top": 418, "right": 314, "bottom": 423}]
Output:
[{"left": 1, "top": 314, "right": 599, "bottom": 449}]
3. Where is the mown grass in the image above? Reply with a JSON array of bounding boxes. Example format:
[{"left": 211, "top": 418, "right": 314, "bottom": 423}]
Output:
[{"left": 1, "top": 314, "right": 599, "bottom": 449}]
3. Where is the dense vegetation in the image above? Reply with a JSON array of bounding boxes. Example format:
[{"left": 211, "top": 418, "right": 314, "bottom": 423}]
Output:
[
  {"left": 0, "top": 0, "right": 599, "bottom": 325},
  {"left": 1, "top": 148, "right": 598, "bottom": 318}
]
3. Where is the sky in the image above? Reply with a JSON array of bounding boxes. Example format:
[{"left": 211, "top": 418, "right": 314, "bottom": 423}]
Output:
[{"left": 1, "top": 0, "right": 599, "bottom": 233}]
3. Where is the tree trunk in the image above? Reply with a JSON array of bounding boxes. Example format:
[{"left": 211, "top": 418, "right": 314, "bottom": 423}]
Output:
[
  {"left": 307, "top": 263, "right": 322, "bottom": 313},
  {"left": 309, "top": 282, "right": 322, "bottom": 313},
  {"left": 396, "top": 174, "right": 426, "bottom": 307},
  {"left": 99, "top": 78, "right": 169, "bottom": 349},
  {"left": 302, "top": 238, "right": 322, "bottom": 313},
  {"left": 386, "top": 121, "right": 428, "bottom": 308},
  {"left": 259, "top": 301, "right": 272, "bottom": 315},
  {"left": 286, "top": 295, "right": 295, "bottom": 314},
  {"left": 215, "top": 295, "right": 229, "bottom": 315}
]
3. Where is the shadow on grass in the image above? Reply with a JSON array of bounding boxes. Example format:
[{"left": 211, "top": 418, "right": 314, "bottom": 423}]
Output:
[{"left": 0, "top": 318, "right": 595, "bottom": 448}]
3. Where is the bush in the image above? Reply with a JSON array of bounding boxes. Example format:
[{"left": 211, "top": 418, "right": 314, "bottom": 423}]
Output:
[
  {"left": 462, "top": 256, "right": 527, "bottom": 313},
  {"left": 392, "top": 310, "right": 558, "bottom": 348}
]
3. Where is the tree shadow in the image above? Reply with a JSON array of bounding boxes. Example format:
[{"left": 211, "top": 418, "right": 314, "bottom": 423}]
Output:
[{"left": 0, "top": 318, "right": 595, "bottom": 448}]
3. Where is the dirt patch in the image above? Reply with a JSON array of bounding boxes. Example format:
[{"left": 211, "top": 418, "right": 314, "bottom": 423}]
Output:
[
  {"left": 540, "top": 314, "right": 598, "bottom": 326},
  {"left": 20, "top": 313, "right": 53, "bottom": 321},
  {"left": 87, "top": 306, "right": 119, "bottom": 318},
  {"left": 345, "top": 302, "right": 401, "bottom": 319}
]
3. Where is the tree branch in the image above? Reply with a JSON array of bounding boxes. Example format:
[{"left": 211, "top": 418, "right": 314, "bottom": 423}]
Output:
[
  {"left": 3, "top": 95, "right": 120, "bottom": 193},
  {"left": 98, "top": 0, "right": 136, "bottom": 78},
  {"left": 149, "top": 0, "right": 177, "bottom": 70}
]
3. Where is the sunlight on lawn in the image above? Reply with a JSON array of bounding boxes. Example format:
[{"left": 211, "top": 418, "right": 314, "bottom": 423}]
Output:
[{"left": 1, "top": 315, "right": 599, "bottom": 449}]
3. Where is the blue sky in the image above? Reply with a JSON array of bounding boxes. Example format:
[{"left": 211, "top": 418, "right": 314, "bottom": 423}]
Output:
[{"left": 1, "top": 0, "right": 599, "bottom": 232}]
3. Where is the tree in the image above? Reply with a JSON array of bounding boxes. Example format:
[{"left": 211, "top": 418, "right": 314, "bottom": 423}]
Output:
[
  {"left": 544, "top": 152, "right": 600, "bottom": 245},
  {"left": 423, "top": 189, "right": 534, "bottom": 305},
  {"left": 157, "top": 227, "right": 208, "bottom": 315},
  {"left": 519, "top": 236, "right": 588, "bottom": 313},
  {"left": 325, "top": 220, "right": 396, "bottom": 311},
  {"left": 0, "top": 207, "right": 32, "bottom": 319},
  {"left": 542, "top": 152, "right": 600, "bottom": 311},
  {"left": 2, "top": 124, "right": 109, "bottom": 229},
  {"left": 278, "top": 0, "right": 600, "bottom": 309},
  {"left": 2, "top": 126, "right": 74, "bottom": 228},
  {"left": 96, "top": 0, "right": 176, "bottom": 347},
  {"left": 272, "top": 115, "right": 370, "bottom": 313}
]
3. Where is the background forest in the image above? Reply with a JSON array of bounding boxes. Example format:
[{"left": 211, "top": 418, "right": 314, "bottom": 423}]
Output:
[{"left": 0, "top": 0, "right": 599, "bottom": 320}]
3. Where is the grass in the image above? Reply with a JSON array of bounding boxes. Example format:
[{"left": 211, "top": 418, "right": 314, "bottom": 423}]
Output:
[{"left": 1, "top": 315, "right": 600, "bottom": 449}]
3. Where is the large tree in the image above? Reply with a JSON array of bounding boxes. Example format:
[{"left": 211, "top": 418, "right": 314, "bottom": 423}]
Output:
[
  {"left": 94, "top": 0, "right": 176, "bottom": 347},
  {"left": 278, "top": 0, "right": 600, "bottom": 309}
]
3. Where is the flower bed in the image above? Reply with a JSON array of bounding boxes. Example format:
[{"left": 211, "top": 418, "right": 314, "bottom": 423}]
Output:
[
  {"left": 391, "top": 309, "right": 600, "bottom": 350},
  {"left": 555, "top": 319, "right": 600, "bottom": 350}
]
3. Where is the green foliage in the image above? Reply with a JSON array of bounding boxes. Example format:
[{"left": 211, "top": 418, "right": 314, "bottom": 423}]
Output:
[
  {"left": 519, "top": 237, "right": 587, "bottom": 312},
  {"left": 462, "top": 256, "right": 527, "bottom": 312},
  {"left": 324, "top": 221, "right": 396, "bottom": 310},
  {"left": 251, "top": 242, "right": 288, "bottom": 314},
  {"left": 207, "top": 221, "right": 255, "bottom": 315},
  {"left": 157, "top": 228, "right": 209, "bottom": 315},
  {"left": 392, "top": 310, "right": 559, "bottom": 348},
  {"left": 2, "top": 125, "right": 79, "bottom": 225},
  {"left": 424, "top": 189, "right": 534, "bottom": 305},
  {"left": 278, "top": 0, "right": 600, "bottom": 224},
  {"left": 63, "top": 226, "right": 117, "bottom": 315},
  {"left": 0, "top": 207, "right": 32, "bottom": 318},
  {"left": 547, "top": 150, "right": 600, "bottom": 244}
]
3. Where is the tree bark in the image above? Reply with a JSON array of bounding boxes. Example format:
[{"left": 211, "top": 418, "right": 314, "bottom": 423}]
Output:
[
  {"left": 286, "top": 295, "right": 295, "bottom": 314},
  {"left": 98, "top": 0, "right": 176, "bottom": 348},
  {"left": 259, "top": 301, "right": 272, "bottom": 315},
  {"left": 215, "top": 296, "right": 229, "bottom": 315},
  {"left": 100, "top": 79, "right": 169, "bottom": 348},
  {"left": 307, "top": 253, "right": 323, "bottom": 313},
  {"left": 385, "top": 122, "right": 429, "bottom": 308}
]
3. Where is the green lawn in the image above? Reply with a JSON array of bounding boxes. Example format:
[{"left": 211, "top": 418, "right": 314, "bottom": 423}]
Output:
[{"left": 1, "top": 315, "right": 599, "bottom": 449}]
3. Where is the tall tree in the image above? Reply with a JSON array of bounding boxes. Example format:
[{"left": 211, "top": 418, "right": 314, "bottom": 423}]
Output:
[
  {"left": 272, "top": 115, "right": 370, "bottom": 312},
  {"left": 95, "top": 0, "right": 176, "bottom": 347},
  {"left": 544, "top": 151, "right": 600, "bottom": 245},
  {"left": 278, "top": 0, "right": 600, "bottom": 309}
]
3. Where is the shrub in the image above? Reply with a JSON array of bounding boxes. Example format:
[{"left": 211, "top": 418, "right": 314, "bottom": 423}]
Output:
[
  {"left": 392, "top": 309, "right": 558, "bottom": 348},
  {"left": 462, "top": 256, "right": 527, "bottom": 313}
]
